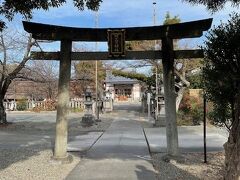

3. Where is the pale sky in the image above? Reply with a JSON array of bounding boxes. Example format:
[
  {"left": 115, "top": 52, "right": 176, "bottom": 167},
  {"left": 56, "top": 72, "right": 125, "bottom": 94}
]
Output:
[
  {"left": 31, "top": 0, "right": 238, "bottom": 28},
  {"left": 6, "top": 0, "right": 240, "bottom": 73},
  {"left": 8, "top": 0, "right": 238, "bottom": 51}
]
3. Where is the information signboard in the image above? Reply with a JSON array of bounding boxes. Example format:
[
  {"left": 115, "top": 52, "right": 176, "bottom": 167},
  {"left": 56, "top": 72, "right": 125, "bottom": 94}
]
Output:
[{"left": 108, "top": 29, "right": 125, "bottom": 58}]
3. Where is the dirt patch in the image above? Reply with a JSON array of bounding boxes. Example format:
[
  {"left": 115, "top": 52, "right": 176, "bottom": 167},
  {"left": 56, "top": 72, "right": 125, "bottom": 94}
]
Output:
[
  {"left": 152, "top": 152, "right": 225, "bottom": 180},
  {"left": 0, "top": 122, "right": 13, "bottom": 128}
]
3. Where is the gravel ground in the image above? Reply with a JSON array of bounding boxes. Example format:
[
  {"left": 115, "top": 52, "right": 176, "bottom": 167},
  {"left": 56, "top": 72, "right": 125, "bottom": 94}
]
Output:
[
  {"left": 0, "top": 145, "right": 80, "bottom": 180},
  {"left": 0, "top": 113, "right": 113, "bottom": 179},
  {"left": 152, "top": 152, "right": 225, "bottom": 180}
]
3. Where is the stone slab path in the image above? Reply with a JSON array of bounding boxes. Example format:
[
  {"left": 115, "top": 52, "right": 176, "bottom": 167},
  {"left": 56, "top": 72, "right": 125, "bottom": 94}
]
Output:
[{"left": 66, "top": 103, "right": 156, "bottom": 180}]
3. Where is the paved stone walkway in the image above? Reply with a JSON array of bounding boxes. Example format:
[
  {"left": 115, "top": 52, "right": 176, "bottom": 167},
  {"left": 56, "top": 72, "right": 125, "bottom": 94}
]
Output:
[{"left": 66, "top": 103, "right": 156, "bottom": 180}]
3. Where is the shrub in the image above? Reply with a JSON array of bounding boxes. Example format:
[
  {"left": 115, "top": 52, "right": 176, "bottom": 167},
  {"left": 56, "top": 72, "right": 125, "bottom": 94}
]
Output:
[
  {"left": 32, "top": 106, "right": 41, "bottom": 113},
  {"left": 179, "top": 92, "right": 191, "bottom": 113},
  {"left": 44, "top": 100, "right": 56, "bottom": 111},
  {"left": 178, "top": 92, "right": 203, "bottom": 125},
  {"left": 189, "top": 96, "right": 203, "bottom": 125},
  {"left": 71, "top": 108, "right": 84, "bottom": 113},
  {"left": 16, "top": 99, "right": 27, "bottom": 111},
  {"left": 188, "top": 74, "right": 203, "bottom": 89}
]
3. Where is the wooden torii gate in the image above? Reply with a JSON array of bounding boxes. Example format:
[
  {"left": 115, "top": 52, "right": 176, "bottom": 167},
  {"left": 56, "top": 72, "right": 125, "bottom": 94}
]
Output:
[{"left": 23, "top": 18, "right": 212, "bottom": 163}]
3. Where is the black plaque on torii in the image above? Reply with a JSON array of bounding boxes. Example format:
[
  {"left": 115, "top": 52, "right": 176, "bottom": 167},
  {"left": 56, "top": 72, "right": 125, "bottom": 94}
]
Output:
[{"left": 107, "top": 29, "right": 126, "bottom": 58}]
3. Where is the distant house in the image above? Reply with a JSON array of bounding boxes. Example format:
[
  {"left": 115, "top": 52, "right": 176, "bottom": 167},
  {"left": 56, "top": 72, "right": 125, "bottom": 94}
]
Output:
[
  {"left": 104, "top": 70, "right": 141, "bottom": 102},
  {"left": 4, "top": 79, "right": 83, "bottom": 102},
  {"left": 4, "top": 79, "right": 49, "bottom": 101}
]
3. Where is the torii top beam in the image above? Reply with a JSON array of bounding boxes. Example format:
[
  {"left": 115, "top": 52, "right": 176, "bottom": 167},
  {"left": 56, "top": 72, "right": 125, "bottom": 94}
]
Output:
[{"left": 23, "top": 18, "right": 212, "bottom": 41}]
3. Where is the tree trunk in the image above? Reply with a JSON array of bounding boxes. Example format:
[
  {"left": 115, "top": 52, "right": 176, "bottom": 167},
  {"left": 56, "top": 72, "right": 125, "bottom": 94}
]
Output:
[
  {"left": 0, "top": 98, "right": 7, "bottom": 124},
  {"left": 176, "top": 87, "right": 185, "bottom": 112},
  {"left": 224, "top": 84, "right": 240, "bottom": 180}
]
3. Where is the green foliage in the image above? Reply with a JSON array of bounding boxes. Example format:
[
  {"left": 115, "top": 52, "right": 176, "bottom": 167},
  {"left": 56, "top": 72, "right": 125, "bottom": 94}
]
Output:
[
  {"left": 188, "top": 74, "right": 203, "bottom": 89},
  {"left": 190, "top": 97, "right": 203, "bottom": 125},
  {"left": 203, "top": 13, "right": 240, "bottom": 128},
  {"left": 71, "top": 108, "right": 84, "bottom": 113},
  {"left": 112, "top": 69, "right": 156, "bottom": 87},
  {"left": 208, "top": 103, "right": 232, "bottom": 128},
  {"left": 112, "top": 69, "right": 147, "bottom": 82},
  {"left": 183, "top": 0, "right": 240, "bottom": 12},
  {"left": 0, "top": 0, "right": 102, "bottom": 30},
  {"left": 177, "top": 111, "right": 193, "bottom": 126},
  {"left": 16, "top": 99, "right": 27, "bottom": 111},
  {"left": 178, "top": 92, "right": 203, "bottom": 125},
  {"left": 163, "top": 12, "right": 181, "bottom": 25}
]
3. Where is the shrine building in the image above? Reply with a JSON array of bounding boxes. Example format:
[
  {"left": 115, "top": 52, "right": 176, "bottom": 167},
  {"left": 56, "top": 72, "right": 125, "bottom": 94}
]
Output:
[{"left": 104, "top": 70, "right": 141, "bottom": 102}]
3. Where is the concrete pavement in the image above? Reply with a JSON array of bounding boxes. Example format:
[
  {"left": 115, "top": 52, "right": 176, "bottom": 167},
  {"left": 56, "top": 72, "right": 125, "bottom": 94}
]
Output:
[
  {"left": 67, "top": 132, "right": 103, "bottom": 152},
  {"left": 6, "top": 111, "right": 84, "bottom": 123},
  {"left": 0, "top": 131, "right": 52, "bottom": 149},
  {"left": 2, "top": 102, "right": 228, "bottom": 179},
  {"left": 144, "top": 126, "right": 228, "bottom": 153},
  {"left": 1, "top": 112, "right": 105, "bottom": 151},
  {"left": 66, "top": 103, "right": 156, "bottom": 180}
]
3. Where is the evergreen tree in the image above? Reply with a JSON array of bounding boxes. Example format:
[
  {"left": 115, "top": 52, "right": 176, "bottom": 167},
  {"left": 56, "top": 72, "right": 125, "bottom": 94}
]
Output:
[
  {"left": 183, "top": 0, "right": 240, "bottom": 12},
  {"left": 203, "top": 13, "right": 240, "bottom": 180}
]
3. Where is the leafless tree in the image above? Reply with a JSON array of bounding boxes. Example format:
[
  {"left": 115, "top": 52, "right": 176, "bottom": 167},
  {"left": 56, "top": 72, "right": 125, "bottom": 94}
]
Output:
[
  {"left": 0, "top": 26, "right": 38, "bottom": 124},
  {"left": 29, "top": 60, "right": 58, "bottom": 100},
  {"left": 121, "top": 40, "right": 193, "bottom": 110}
]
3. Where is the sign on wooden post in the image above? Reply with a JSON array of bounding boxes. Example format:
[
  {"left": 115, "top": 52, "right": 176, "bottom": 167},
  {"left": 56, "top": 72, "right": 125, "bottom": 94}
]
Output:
[{"left": 108, "top": 29, "right": 126, "bottom": 58}]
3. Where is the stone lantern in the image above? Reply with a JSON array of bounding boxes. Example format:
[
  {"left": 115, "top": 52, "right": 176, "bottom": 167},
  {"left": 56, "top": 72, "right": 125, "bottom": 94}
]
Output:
[
  {"left": 105, "top": 90, "right": 111, "bottom": 100},
  {"left": 82, "top": 87, "right": 95, "bottom": 126},
  {"left": 155, "top": 95, "right": 165, "bottom": 127},
  {"left": 103, "top": 90, "right": 113, "bottom": 112}
]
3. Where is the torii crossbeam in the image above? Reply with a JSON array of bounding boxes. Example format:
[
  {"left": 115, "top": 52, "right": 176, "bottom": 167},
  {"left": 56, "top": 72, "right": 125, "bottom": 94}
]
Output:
[{"left": 23, "top": 18, "right": 212, "bottom": 163}]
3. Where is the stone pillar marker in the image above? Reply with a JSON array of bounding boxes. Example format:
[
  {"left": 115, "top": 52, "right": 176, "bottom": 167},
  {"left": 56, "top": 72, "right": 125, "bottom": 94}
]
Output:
[
  {"left": 52, "top": 40, "right": 73, "bottom": 163},
  {"left": 162, "top": 37, "right": 179, "bottom": 157}
]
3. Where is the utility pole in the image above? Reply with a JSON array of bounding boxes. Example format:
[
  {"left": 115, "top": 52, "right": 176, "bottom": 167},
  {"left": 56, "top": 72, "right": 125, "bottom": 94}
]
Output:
[
  {"left": 153, "top": 2, "right": 157, "bottom": 25},
  {"left": 95, "top": 10, "right": 100, "bottom": 121},
  {"left": 153, "top": 1, "right": 159, "bottom": 120}
]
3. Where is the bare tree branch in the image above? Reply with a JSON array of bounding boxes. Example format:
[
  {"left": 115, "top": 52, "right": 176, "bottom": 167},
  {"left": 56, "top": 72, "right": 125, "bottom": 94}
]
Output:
[
  {"left": 8, "top": 34, "right": 34, "bottom": 79},
  {"left": 175, "top": 70, "right": 190, "bottom": 87},
  {"left": 0, "top": 33, "right": 7, "bottom": 87}
]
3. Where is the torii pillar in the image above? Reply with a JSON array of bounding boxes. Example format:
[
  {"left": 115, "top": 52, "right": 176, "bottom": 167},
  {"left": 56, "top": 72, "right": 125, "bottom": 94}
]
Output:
[
  {"left": 162, "top": 37, "right": 179, "bottom": 157},
  {"left": 51, "top": 40, "right": 73, "bottom": 163}
]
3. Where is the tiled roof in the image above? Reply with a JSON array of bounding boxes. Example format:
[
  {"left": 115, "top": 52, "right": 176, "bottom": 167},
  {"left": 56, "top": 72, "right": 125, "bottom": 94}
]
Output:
[{"left": 105, "top": 74, "right": 139, "bottom": 84}]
